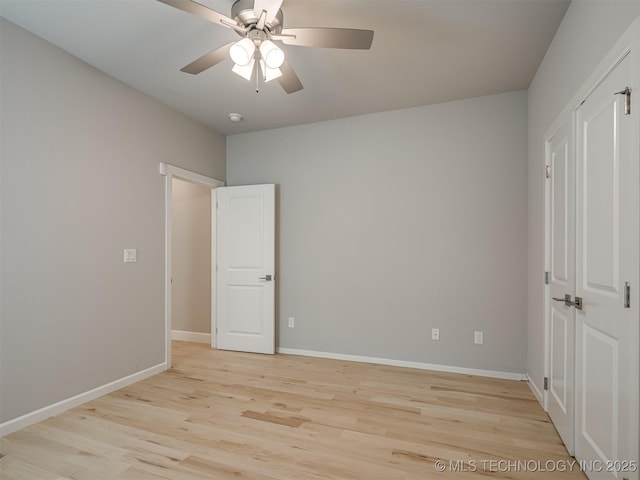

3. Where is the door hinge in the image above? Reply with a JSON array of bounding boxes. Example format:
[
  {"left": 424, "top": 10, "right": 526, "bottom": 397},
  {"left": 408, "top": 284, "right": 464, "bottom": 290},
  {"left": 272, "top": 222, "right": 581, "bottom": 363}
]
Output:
[
  {"left": 545, "top": 165, "right": 551, "bottom": 179},
  {"left": 544, "top": 271, "right": 550, "bottom": 285},
  {"left": 543, "top": 377, "right": 549, "bottom": 391},
  {"left": 624, "top": 282, "right": 630, "bottom": 308},
  {"left": 614, "top": 87, "right": 631, "bottom": 115}
]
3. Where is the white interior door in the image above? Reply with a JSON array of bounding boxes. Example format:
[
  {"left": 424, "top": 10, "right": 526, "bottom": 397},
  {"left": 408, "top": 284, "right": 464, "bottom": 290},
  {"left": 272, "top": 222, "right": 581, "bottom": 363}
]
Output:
[
  {"left": 575, "top": 53, "right": 638, "bottom": 478},
  {"left": 216, "top": 184, "right": 275, "bottom": 354},
  {"left": 547, "top": 118, "right": 576, "bottom": 453}
]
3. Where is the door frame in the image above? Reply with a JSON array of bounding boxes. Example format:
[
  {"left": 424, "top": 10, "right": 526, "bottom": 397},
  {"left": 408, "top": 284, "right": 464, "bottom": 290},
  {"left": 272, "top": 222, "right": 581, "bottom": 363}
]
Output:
[
  {"left": 160, "top": 163, "right": 224, "bottom": 367},
  {"left": 542, "top": 18, "right": 640, "bottom": 465}
]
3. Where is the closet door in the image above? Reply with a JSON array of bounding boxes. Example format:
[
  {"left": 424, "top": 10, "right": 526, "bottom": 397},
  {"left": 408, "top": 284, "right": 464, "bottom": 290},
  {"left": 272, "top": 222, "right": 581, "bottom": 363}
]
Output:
[
  {"left": 575, "top": 53, "right": 638, "bottom": 478},
  {"left": 546, "top": 118, "right": 575, "bottom": 453}
]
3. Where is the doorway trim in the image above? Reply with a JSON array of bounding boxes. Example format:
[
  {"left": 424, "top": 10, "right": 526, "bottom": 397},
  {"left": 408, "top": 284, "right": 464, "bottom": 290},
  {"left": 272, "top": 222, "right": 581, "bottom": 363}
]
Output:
[{"left": 160, "top": 163, "right": 224, "bottom": 367}]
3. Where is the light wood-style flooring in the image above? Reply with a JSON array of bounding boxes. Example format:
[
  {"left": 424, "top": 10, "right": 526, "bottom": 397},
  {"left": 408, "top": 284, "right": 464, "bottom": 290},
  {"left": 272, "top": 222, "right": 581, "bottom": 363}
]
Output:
[{"left": 1, "top": 341, "right": 584, "bottom": 479}]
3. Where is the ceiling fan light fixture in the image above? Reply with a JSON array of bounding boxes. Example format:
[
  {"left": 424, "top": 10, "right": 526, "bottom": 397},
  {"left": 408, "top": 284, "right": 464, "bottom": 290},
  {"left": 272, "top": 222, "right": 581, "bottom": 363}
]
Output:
[
  {"left": 160, "top": 0, "right": 374, "bottom": 94},
  {"left": 232, "top": 57, "right": 255, "bottom": 80},
  {"left": 230, "top": 37, "right": 255, "bottom": 66},
  {"left": 259, "top": 40, "right": 285, "bottom": 69}
]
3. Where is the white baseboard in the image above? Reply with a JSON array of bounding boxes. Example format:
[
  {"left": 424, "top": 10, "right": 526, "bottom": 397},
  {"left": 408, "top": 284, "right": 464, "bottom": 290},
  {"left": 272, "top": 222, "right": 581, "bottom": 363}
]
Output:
[
  {"left": 526, "top": 372, "right": 545, "bottom": 406},
  {"left": 0, "top": 362, "right": 167, "bottom": 437},
  {"left": 277, "top": 347, "right": 526, "bottom": 381},
  {"left": 171, "top": 330, "right": 211, "bottom": 344}
]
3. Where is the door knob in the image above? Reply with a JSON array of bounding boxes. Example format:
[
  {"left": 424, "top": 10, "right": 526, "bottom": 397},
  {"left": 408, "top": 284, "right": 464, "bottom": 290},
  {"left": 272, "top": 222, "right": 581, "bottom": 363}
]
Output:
[
  {"left": 552, "top": 294, "right": 583, "bottom": 310},
  {"left": 259, "top": 274, "right": 272, "bottom": 281}
]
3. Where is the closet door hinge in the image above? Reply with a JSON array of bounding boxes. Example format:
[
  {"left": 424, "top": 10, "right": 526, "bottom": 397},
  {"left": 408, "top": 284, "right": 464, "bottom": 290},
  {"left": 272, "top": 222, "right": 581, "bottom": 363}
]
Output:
[
  {"left": 544, "top": 271, "right": 550, "bottom": 285},
  {"left": 545, "top": 165, "right": 551, "bottom": 179},
  {"left": 624, "top": 282, "right": 630, "bottom": 308},
  {"left": 614, "top": 87, "right": 631, "bottom": 115},
  {"left": 543, "top": 377, "right": 549, "bottom": 391}
]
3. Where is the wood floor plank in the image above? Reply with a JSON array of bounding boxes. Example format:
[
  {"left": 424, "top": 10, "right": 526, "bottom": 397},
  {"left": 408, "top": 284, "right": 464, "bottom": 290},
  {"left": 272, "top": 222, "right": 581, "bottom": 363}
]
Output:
[{"left": 0, "top": 341, "right": 585, "bottom": 479}]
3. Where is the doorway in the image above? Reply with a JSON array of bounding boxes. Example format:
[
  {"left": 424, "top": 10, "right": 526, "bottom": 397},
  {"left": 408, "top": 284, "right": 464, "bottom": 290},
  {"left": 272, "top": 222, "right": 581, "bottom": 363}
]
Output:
[
  {"left": 160, "top": 163, "right": 224, "bottom": 367},
  {"left": 161, "top": 164, "right": 277, "bottom": 363},
  {"left": 171, "top": 178, "right": 212, "bottom": 344}
]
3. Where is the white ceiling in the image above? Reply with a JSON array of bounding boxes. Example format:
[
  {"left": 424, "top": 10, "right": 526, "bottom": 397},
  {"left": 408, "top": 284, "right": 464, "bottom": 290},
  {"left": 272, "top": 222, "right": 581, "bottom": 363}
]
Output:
[{"left": 0, "top": 0, "right": 570, "bottom": 135}]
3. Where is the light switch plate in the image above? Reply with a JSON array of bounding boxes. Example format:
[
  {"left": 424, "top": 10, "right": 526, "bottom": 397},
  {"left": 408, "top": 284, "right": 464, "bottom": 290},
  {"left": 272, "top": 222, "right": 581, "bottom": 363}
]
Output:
[{"left": 124, "top": 249, "right": 137, "bottom": 263}]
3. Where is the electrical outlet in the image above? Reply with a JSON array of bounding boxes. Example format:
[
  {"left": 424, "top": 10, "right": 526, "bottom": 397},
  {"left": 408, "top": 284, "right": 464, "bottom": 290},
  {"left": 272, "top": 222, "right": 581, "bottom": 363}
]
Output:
[
  {"left": 474, "top": 331, "right": 484, "bottom": 345},
  {"left": 288, "top": 317, "right": 295, "bottom": 328},
  {"left": 431, "top": 328, "right": 440, "bottom": 341}
]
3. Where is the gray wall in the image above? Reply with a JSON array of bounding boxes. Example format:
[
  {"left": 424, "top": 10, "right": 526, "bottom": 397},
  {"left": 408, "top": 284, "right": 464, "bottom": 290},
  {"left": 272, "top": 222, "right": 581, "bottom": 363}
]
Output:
[
  {"left": 0, "top": 19, "right": 225, "bottom": 423},
  {"left": 228, "top": 90, "right": 528, "bottom": 373},
  {"left": 526, "top": 1, "right": 640, "bottom": 394},
  {"left": 172, "top": 178, "right": 211, "bottom": 334}
]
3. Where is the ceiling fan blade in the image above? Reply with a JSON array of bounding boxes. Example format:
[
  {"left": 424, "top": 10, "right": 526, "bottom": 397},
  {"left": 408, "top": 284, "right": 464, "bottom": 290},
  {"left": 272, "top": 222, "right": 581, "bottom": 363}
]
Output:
[
  {"left": 279, "top": 28, "right": 374, "bottom": 49},
  {"left": 277, "top": 60, "right": 303, "bottom": 94},
  {"left": 180, "top": 42, "right": 234, "bottom": 74},
  {"left": 253, "top": 0, "right": 283, "bottom": 25},
  {"left": 157, "top": 0, "right": 238, "bottom": 30}
]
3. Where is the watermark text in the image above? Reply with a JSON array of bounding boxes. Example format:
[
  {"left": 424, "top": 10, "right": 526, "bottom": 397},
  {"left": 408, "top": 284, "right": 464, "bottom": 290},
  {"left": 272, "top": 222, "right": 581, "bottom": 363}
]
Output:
[{"left": 433, "top": 459, "right": 638, "bottom": 474}]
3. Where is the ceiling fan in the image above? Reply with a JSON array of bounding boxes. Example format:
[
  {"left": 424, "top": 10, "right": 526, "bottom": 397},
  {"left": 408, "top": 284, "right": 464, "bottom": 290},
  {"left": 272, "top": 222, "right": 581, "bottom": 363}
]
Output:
[{"left": 158, "top": 0, "right": 374, "bottom": 93}]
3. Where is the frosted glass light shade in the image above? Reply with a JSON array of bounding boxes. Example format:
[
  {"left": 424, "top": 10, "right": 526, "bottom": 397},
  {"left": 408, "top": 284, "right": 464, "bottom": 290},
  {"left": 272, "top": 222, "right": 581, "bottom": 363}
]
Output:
[
  {"left": 259, "top": 59, "right": 282, "bottom": 82},
  {"left": 232, "top": 58, "right": 255, "bottom": 80},
  {"left": 259, "top": 40, "right": 284, "bottom": 69},
  {"left": 230, "top": 38, "right": 255, "bottom": 66}
]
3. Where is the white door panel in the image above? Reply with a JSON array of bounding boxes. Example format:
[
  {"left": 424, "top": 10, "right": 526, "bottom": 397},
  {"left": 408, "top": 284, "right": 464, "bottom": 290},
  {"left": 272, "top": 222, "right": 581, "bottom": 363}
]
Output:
[
  {"left": 550, "top": 307, "right": 569, "bottom": 415},
  {"left": 582, "top": 97, "right": 619, "bottom": 295},
  {"left": 547, "top": 118, "right": 575, "bottom": 452},
  {"left": 575, "top": 53, "right": 637, "bottom": 479},
  {"left": 581, "top": 324, "right": 618, "bottom": 462},
  {"left": 216, "top": 184, "right": 275, "bottom": 354},
  {"left": 552, "top": 132, "right": 571, "bottom": 285}
]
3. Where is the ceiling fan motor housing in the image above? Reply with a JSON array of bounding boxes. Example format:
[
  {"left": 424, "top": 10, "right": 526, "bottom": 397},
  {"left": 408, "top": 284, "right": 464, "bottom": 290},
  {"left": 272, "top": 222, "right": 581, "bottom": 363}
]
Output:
[{"left": 231, "top": 0, "right": 283, "bottom": 36}]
